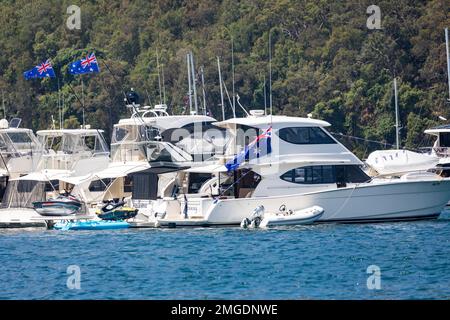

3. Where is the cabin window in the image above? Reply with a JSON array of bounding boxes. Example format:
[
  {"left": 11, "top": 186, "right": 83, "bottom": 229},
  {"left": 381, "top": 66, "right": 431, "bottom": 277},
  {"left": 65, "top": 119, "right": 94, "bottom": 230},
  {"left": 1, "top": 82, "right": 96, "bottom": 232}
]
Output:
[
  {"left": 124, "top": 176, "right": 133, "bottom": 193},
  {"left": 88, "top": 178, "right": 113, "bottom": 192},
  {"left": 7, "top": 132, "right": 33, "bottom": 144},
  {"left": 44, "top": 180, "right": 60, "bottom": 192},
  {"left": 281, "top": 165, "right": 370, "bottom": 184},
  {"left": 188, "top": 173, "right": 213, "bottom": 193},
  {"left": 277, "top": 127, "right": 336, "bottom": 145},
  {"left": 336, "top": 165, "right": 370, "bottom": 183},
  {"left": 439, "top": 133, "right": 450, "bottom": 148},
  {"left": 113, "top": 127, "right": 128, "bottom": 142}
]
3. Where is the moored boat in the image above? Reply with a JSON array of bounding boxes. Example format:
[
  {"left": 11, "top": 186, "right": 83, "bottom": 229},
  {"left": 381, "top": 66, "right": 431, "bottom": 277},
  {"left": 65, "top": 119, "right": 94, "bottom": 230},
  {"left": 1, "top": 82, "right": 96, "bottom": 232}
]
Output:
[
  {"left": 259, "top": 205, "right": 324, "bottom": 228},
  {"left": 96, "top": 200, "right": 138, "bottom": 221},
  {"left": 144, "top": 113, "right": 450, "bottom": 227},
  {"left": 33, "top": 194, "right": 82, "bottom": 216}
]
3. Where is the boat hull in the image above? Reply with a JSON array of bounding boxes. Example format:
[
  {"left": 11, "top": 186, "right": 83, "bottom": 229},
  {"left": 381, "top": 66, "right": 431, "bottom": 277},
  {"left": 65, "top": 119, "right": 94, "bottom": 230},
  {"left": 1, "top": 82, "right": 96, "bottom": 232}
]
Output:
[
  {"left": 161, "top": 179, "right": 450, "bottom": 226},
  {"left": 0, "top": 208, "right": 47, "bottom": 228}
]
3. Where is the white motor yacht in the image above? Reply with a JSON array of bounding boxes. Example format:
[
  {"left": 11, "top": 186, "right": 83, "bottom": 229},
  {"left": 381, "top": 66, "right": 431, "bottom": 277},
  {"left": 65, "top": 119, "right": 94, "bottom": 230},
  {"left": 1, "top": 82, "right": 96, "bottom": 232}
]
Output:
[
  {"left": 0, "top": 118, "right": 41, "bottom": 198},
  {"left": 73, "top": 104, "right": 229, "bottom": 222},
  {"left": 144, "top": 112, "right": 450, "bottom": 227},
  {"left": 0, "top": 127, "right": 110, "bottom": 228}
]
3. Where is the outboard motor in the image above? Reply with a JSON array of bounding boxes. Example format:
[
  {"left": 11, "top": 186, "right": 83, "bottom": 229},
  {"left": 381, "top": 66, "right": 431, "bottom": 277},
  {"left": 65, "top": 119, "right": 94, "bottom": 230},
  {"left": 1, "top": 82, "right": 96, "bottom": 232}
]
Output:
[
  {"left": 240, "top": 217, "right": 251, "bottom": 229},
  {"left": 240, "top": 205, "right": 265, "bottom": 229}
]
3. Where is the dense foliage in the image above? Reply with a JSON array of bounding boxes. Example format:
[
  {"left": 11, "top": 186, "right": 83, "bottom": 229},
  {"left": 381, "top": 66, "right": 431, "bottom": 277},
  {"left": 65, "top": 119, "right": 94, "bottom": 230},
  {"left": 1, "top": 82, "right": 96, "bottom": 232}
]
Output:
[{"left": 0, "top": 0, "right": 449, "bottom": 157}]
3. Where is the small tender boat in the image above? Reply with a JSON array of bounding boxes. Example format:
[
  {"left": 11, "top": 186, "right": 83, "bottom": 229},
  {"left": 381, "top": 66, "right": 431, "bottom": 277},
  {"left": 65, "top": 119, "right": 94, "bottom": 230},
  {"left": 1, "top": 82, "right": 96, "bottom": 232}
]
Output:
[
  {"left": 241, "top": 205, "right": 324, "bottom": 228},
  {"left": 96, "top": 200, "right": 138, "bottom": 221},
  {"left": 53, "top": 220, "right": 129, "bottom": 231},
  {"left": 33, "top": 194, "right": 82, "bottom": 216},
  {"left": 259, "top": 206, "right": 324, "bottom": 228}
]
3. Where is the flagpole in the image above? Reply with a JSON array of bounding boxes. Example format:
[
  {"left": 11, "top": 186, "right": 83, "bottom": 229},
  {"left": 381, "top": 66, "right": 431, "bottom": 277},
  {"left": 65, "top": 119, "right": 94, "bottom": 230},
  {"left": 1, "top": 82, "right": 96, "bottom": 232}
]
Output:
[
  {"left": 100, "top": 60, "right": 128, "bottom": 102},
  {"left": 57, "top": 77, "right": 62, "bottom": 129},
  {"left": 66, "top": 82, "right": 86, "bottom": 122},
  {"left": 81, "top": 77, "right": 85, "bottom": 128},
  {"left": 61, "top": 92, "right": 64, "bottom": 129}
]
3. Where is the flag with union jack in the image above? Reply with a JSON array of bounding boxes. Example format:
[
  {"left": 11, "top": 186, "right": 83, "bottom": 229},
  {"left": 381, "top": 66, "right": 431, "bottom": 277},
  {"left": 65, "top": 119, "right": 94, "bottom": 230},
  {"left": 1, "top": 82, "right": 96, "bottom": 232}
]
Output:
[
  {"left": 225, "top": 126, "right": 272, "bottom": 172},
  {"left": 23, "top": 59, "right": 56, "bottom": 80},
  {"left": 69, "top": 53, "right": 100, "bottom": 75}
]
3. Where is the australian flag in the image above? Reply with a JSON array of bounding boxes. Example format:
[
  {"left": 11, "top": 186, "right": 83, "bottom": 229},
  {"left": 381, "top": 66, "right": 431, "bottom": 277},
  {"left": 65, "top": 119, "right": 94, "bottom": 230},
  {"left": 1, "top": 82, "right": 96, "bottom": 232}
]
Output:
[
  {"left": 225, "top": 126, "right": 272, "bottom": 171},
  {"left": 69, "top": 53, "right": 100, "bottom": 75},
  {"left": 24, "top": 59, "right": 55, "bottom": 80}
]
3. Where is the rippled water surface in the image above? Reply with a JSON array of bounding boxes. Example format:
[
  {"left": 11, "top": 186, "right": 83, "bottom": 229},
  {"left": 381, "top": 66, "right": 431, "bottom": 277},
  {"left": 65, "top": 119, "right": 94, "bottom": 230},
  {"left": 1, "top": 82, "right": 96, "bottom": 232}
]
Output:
[{"left": 1, "top": 212, "right": 450, "bottom": 299}]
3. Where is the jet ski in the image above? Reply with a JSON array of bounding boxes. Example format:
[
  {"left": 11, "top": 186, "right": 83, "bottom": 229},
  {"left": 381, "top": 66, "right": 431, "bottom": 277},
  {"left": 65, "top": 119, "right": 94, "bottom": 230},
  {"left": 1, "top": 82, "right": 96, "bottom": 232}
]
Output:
[
  {"left": 96, "top": 199, "right": 138, "bottom": 221},
  {"left": 33, "top": 194, "right": 82, "bottom": 216}
]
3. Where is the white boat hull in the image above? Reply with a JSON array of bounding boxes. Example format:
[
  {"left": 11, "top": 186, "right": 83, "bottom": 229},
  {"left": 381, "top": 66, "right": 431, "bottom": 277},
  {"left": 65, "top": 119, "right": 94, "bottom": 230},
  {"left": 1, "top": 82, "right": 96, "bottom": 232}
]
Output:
[
  {"left": 0, "top": 208, "right": 47, "bottom": 228},
  {"left": 159, "top": 179, "right": 450, "bottom": 226}
]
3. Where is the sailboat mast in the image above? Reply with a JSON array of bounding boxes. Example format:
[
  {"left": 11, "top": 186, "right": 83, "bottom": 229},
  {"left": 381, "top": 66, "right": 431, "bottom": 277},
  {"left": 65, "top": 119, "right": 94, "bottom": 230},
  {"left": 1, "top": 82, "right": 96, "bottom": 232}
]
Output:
[
  {"left": 156, "top": 48, "right": 163, "bottom": 105},
  {"left": 445, "top": 27, "right": 450, "bottom": 101},
  {"left": 161, "top": 63, "right": 166, "bottom": 105},
  {"left": 231, "top": 37, "right": 236, "bottom": 117},
  {"left": 190, "top": 52, "right": 198, "bottom": 115},
  {"left": 394, "top": 77, "right": 400, "bottom": 149},
  {"left": 217, "top": 57, "right": 225, "bottom": 121},
  {"left": 200, "top": 66, "right": 207, "bottom": 116},
  {"left": 263, "top": 75, "right": 267, "bottom": 115},
  {"left": 269, "top": 30, "right": 273, "bottom": 116},
  {"left": 187, "top": 53, "right": 193, "bottom": 114},
  {"left": 2, "top": 91, "right": 5, "bottom": 119}
]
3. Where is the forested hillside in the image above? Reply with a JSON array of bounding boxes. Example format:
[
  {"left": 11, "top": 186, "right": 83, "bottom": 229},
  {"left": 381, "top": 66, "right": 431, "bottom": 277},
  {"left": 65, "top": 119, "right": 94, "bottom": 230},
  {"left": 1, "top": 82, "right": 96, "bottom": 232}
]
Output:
[{"left": 0, "top": 0, "right": 449, "bottom": 157}]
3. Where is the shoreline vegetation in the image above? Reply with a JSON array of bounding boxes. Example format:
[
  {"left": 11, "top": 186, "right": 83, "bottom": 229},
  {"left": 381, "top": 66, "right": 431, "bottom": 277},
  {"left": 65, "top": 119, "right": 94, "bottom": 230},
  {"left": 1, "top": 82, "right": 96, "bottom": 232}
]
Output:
[{"left": 0, "top": 0, "right": 448, "bottom": 159}]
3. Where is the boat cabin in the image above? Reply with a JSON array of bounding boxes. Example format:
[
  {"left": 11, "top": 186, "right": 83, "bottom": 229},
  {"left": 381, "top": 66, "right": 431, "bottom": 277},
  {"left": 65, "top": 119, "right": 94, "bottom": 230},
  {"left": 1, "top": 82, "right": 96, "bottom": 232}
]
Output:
[
  {"left": 111, "top": 108, "right": 227, "bottom": 163},
  {"left": 425, "top": 125, "right": 450, "bottom": 157},
  {"left": 35, "top": 129, "right": 110, "bottom": 173}
]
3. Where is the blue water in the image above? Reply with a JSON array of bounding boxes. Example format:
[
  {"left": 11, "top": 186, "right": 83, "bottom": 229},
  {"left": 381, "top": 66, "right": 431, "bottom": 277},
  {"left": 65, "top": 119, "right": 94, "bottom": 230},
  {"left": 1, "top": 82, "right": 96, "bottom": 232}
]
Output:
[{"left": 1, "top": 213, "right": 450, "bottom": 299}]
